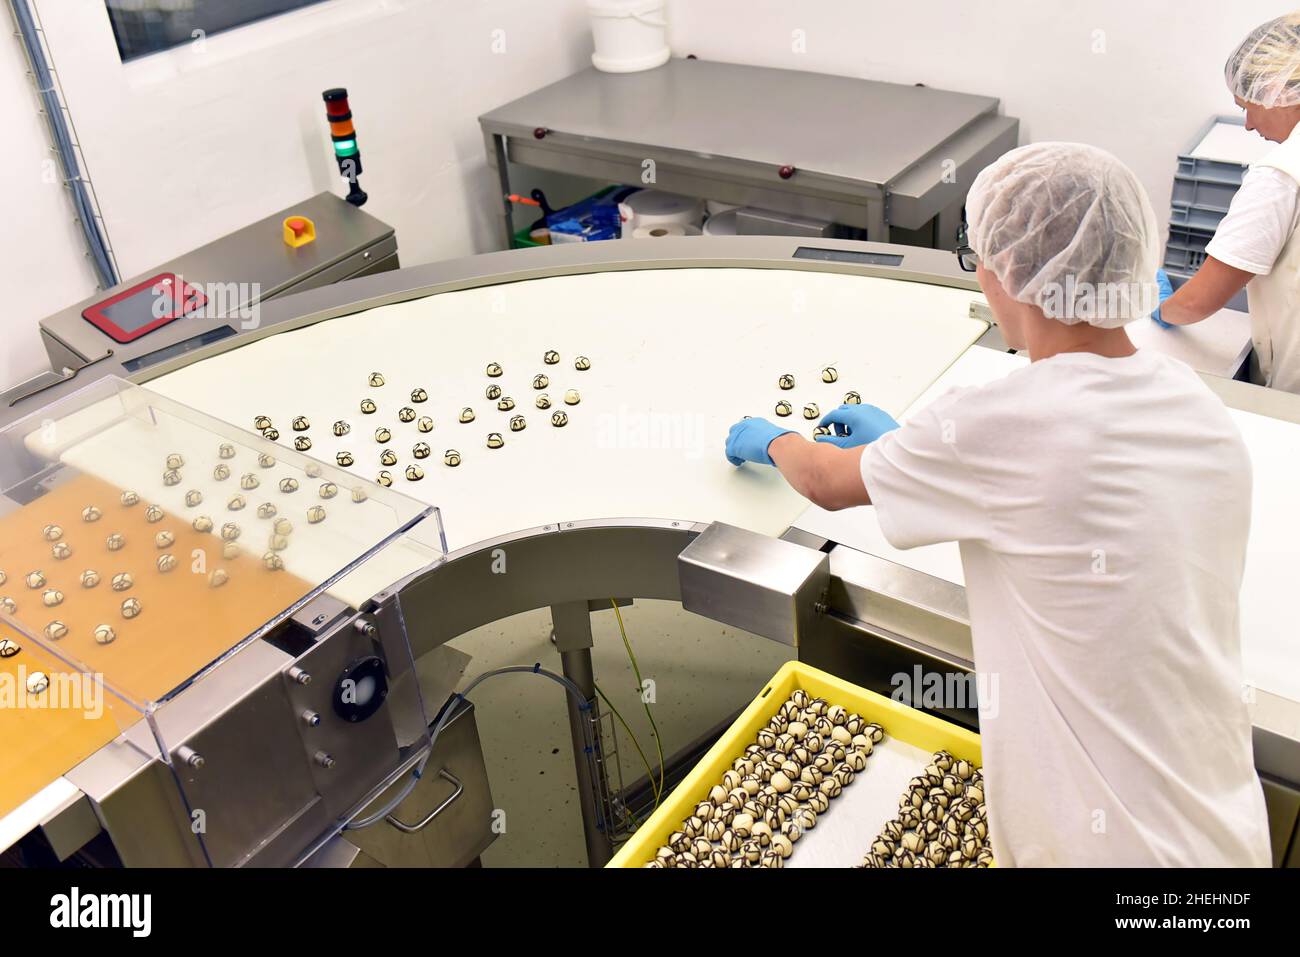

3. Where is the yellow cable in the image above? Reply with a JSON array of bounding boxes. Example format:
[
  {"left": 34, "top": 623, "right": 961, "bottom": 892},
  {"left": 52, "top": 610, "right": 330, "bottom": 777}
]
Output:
[
  {"left": 593, "top": 680, "right": 662, "bottom": 809},
  {"left": 610, "top": 599, "right": 666, "bottom": 806}
]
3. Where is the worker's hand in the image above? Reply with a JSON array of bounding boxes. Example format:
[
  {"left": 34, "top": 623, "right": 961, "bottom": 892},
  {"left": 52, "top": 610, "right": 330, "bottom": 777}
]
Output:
[
  {"left": 1151, "top": 268, "right": 1175, "bottom": 329},
  {"left": 725, "top": 417, "right": 795, "bottom": 466},
  {"left": 815, "top": 403, "right": 900, "bottom": 448}
]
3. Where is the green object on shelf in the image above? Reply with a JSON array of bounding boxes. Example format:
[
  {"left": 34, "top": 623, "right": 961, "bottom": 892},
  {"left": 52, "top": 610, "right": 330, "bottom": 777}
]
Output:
[
  {"left": 513, "top": 224, "right": 547, "bottom": 248},
  {"left": 510, "top": 185, "right": 627, "bottom": 249}
]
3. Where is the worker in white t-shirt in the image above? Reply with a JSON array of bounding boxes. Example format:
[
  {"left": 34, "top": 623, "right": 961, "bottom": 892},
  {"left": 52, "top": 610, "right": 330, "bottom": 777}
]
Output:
[
  {"left": 725, "top": 142, "right": 1271, "bottom": 867},
  {"left": 1157, "top": 13, "right": 1300, "bottom": 394}
]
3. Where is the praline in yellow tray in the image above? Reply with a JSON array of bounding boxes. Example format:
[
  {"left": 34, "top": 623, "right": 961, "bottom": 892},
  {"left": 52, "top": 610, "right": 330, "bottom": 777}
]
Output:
[{"left": 609, "top": 660, "right": 982, "bottom": 867}]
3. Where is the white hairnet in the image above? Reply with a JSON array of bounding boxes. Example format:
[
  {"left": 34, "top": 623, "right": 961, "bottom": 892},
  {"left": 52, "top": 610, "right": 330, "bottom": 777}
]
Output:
[
  {"left": 966, "top": 142, "right": 1160, "bottom": 328},
  {"left": 1225, "top": 13, "right": 1300, "bottom": 108}
]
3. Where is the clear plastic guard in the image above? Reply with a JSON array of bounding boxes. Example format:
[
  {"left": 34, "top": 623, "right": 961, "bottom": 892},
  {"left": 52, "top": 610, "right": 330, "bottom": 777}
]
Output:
[{"left": 0, "top": 376, "right": 445, "bottom": 860}]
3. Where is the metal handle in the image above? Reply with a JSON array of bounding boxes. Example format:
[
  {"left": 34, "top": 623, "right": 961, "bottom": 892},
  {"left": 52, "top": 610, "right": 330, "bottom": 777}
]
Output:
[{"left": 384, "top": 768, "right": 462, "bottom": 834}]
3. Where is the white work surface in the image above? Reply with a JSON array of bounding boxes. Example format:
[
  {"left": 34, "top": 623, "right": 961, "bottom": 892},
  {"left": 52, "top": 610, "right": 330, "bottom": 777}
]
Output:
[
  {"left": 147, "top": 268, "right": 988, "bottom": 553},
  {"left": 795, "top": 346, "right": 1300, "bottom": 704},
  {"left": 1189, "top": 121, "right": 1272, "bottom": 166},
  {"left": 1128, "top": 307, "right": 1252, "bottom": 379}
]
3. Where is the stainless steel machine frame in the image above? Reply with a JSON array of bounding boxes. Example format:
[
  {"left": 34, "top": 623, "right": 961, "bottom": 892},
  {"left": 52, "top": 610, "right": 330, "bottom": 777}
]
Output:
[
  {"left": 1, "top": 191, "right": 397, "bottom": 421},
  {"left": 12, "top": 235, "right": 1299, "bottom": 868}
]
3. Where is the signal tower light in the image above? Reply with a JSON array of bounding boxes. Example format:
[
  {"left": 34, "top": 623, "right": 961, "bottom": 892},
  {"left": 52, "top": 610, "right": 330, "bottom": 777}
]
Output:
[{"left": 322, "top": 87, "right": 367, "bottom": 207}]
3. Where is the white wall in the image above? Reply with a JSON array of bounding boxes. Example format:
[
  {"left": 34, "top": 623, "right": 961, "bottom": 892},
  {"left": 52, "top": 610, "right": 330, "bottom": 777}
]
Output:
[
  {"left": 0, "top": 0, "right": 591, "bottom": 389},
  {"left": 35, "top": 0, "right": 593, "bottom": 271},
  {"left": 663, "top": 0, "right": 1283, "bottom": 226},
  {"left": 0, "top": 21, "right": 103, "bottom": 389}
]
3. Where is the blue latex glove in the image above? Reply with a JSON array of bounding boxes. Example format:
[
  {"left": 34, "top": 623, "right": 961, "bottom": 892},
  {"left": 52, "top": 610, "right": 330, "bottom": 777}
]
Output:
[
  {"left": 1151, "top": 268, "right": 1174, "bottom": 329},
  {"left": 725, "top": 417, "right": 795, "bottom": 466},
  {"left": 815, "top": 403, "right": 900, "bottom": 449}
]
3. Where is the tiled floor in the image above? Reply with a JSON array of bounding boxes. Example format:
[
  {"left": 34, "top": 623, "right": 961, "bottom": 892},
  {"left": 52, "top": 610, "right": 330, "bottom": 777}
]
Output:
[{"left": 446, "top": 599, "right": 790, "bottom": 867}]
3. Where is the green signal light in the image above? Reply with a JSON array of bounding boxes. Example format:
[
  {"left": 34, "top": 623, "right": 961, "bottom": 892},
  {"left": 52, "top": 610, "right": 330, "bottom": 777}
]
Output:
[{"left": 332, "top": 139, "right": 358, "bottom": 157}]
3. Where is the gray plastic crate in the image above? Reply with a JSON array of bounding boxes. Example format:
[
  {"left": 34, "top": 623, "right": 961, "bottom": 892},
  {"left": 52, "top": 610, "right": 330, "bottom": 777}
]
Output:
[
  {"left": 1170, "top": 174, "right": 1238, "bottom": 212},
  {"left": 1164, "top": 116, "right": 1252, "bottom": 283},
  {"left": 1164, "top": 224, "right": 1212, "bottom": 271},
  {"left": 1176, "top": 115, "right": 1252, "bottom": 187},
  {"left": 1169, "top": 202, "right": 1225, "bottom": 231}
]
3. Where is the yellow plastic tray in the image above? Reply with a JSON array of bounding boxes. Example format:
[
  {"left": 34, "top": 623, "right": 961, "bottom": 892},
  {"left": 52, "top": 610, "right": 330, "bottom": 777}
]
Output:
[{"left": 609, "top": 659, "right": 983, "bottom": 867}]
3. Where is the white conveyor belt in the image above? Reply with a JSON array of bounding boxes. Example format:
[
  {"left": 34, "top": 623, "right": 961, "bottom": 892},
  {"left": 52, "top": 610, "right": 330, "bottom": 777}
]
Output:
[
  {"left": 794, "top": 347, "right": 1300, "bottom": 705},
  {"left": 146, "top": 268, "right": 989, "bottom": 554}
]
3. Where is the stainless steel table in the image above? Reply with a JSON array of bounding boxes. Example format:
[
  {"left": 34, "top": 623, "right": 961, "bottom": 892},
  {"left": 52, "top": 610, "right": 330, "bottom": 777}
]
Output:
[{"left": 479, "top": 58, "right": 1019, "bottom": 249}]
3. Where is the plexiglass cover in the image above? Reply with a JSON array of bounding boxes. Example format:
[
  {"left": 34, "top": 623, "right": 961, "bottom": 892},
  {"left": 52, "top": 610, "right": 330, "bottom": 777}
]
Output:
[{"left": 0, "top": 376, "right": 443, "bottom": 850}]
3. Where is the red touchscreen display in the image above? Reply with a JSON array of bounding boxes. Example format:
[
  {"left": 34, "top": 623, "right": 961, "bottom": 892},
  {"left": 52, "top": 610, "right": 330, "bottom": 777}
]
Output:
[{"left": 82, "top": 273, "right": 207, "bottom": 344}]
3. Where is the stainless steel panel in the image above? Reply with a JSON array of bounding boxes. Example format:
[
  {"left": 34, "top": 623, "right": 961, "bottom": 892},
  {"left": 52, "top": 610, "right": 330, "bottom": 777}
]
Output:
[
  {"left": 38, "top": 791, "right": 101, "bottom": 862},
  {"left": 40, "top": 192, "right": 393, "bottom": 366},
  {"left": 502, "top": 138, "right": 888, "bottom": 231},
  {"left": 395, "top": 519, "right": 706, "bottom": 658},
  {"left": 274, "top": 235, "right": 399, "bottom": 296},
  {"left": 347, "top": 701, "right": 496, "bottom": 868},
  {"left": 299, "top": 834, "right": 383, "bottom": 868},
  {"left": 280, "top": 616, "right": 405, "bottom": 822},
  {"left": 479, "top": 60, "right": 1001, "bottom": 188},
  {"left": 1253, "top": 688, "right": 1300, "bottom": 786},
  {"left": 482, "top": 60, "right": 1016, "bottom": 240},
  {"left": 827, "top": 545, "right": 973, "bottom": 668},
  {"left": 164, "top": 642, "right": 319, "bottom": 868},
  {"left": 886, "top": 114, "right": 1020, "bottom": 229},
  {"left": 780, "top": 526, "right": 830, "bottom": 551},
  {"left": 0, "top": 193, "right": 395, "bottom": 423},
  {"left": 1, "top": 369, "right": 71, "bottom": 407},
  {"left": 798, "top": 612, "right": 979, "bottom": 732},
  {"left": 66, "top": 738, "right": 208, "bottom": 867},
  {"left": 1260, "top": 777, "right": 1300, "bottom": 868},
  {"left": 735, "top": 207, "right": 837, "bottom": 238},
  {"left": 347, "top": 249, "right": 400, "bottom": 279},
  {"left": 678, "top": 521, "right": 829, "bottom": 646}
]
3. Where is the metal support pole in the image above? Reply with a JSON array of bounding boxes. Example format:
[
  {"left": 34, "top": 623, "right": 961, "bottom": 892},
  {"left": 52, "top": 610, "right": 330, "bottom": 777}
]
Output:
[
  {"left": 551, "top": 600, "right": 614, "bottom": 867},
  {"left": 868, "top": 198, "right": 889, "bottom": 246},
  {"left": 491, "top": 133, "right": 515, "bottom": 250}
]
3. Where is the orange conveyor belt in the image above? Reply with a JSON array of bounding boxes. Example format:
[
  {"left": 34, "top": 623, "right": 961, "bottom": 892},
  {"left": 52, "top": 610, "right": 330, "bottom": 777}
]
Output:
[{"left": 0, "top": 474, "right": 312, "bottom": 818}]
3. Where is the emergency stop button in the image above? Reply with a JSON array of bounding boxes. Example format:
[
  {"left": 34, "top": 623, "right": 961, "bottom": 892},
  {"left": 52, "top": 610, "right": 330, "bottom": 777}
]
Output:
[{"left": 283, "top": 215, "right": 317, "bottom": 247}]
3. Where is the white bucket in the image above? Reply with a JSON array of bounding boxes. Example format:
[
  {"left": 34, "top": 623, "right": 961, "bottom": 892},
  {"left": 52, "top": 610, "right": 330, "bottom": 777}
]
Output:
[
  {"left": 618, "top": 190, "right": 704, "bottom": 237},
  {"left": 587, "top": 0, "right": 670, "bottom": 74},
  {"left": 631, "top": 223, "right": 702, "bottom": 239}
]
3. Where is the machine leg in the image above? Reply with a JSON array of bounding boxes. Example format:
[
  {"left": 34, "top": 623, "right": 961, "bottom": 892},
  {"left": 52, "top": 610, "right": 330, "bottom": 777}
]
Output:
[
  {"left": 551, "top": 601, "right": 615, "bottom": 868},
  {"left": 867, "top": 199, "right": 889, "bottom": 245},
  {"left": 491, "top": 133, "right": 515, "bottom": 250}
]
